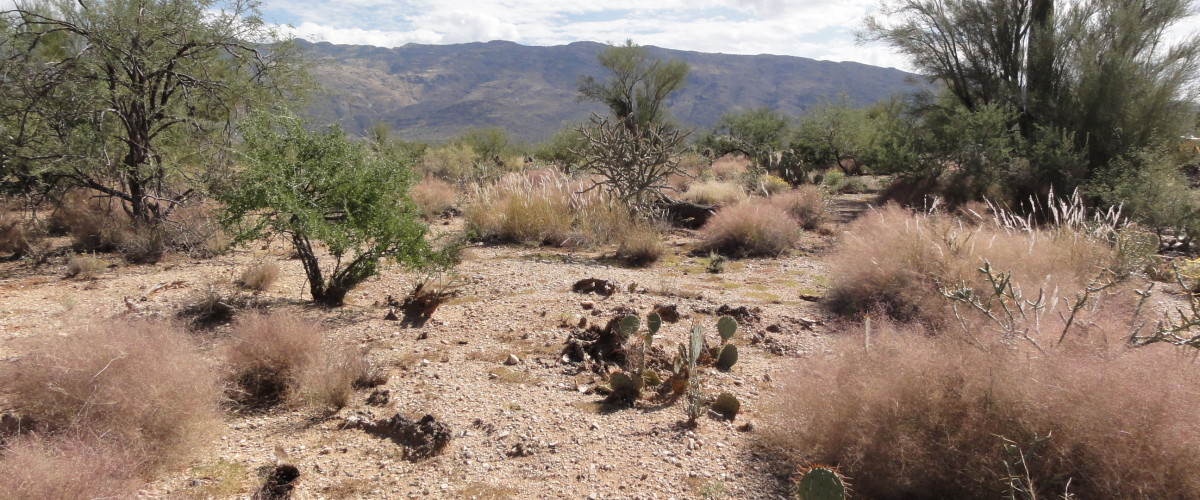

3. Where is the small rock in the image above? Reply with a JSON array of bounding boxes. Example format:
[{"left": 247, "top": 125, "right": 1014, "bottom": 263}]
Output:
[
  {"left": 505, "top": 354, "right": 521, "bottom": 365},
  {"left": 737, "top": 420, "right": 756, "bottom": 432},
  {"left": 580, "top": 301, "right": 595, "bottom": 310}
]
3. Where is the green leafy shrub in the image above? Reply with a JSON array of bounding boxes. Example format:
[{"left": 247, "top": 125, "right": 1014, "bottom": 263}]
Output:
[{"left": 220, "top": 117, "right": 434, "bottom": 306}]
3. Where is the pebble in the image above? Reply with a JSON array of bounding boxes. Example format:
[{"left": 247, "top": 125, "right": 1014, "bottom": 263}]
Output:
[{"left": 505, "top": 353, "right": 521, "bottom": 365}]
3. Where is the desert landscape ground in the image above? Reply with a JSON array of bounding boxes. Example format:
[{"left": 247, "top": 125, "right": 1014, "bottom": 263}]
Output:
[
  {"left": 4, "top": 1, "right": 1200, "bottom": 497},
  {"left": 0, "top": 170, "right": 867, "bottom": 499}
]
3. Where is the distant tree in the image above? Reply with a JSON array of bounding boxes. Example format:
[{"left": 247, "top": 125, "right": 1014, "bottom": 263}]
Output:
[
  {"left": 702, "top": 107, "right": 791, "bottom": 170},
  {"left": 219, "top": 117, "right": 434, "bottom": 307},
  {"left": 0, "top": 0, "right": 305, "bottom": 223},
  {"left": 793, "top": 96, "right": 874, "bottom": 175},
  {"left": 575, "top": 40, "right": 691, "bottom": 213},
  {"left": 578, "top": 39, "right": 689, "bottom": 132}
]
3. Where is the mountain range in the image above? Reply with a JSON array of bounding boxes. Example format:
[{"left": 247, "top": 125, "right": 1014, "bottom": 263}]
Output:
[{"left": 299, "top": 39, "right": 920, "bottom": 143}]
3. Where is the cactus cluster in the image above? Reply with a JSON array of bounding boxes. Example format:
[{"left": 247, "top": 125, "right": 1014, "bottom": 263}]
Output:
[{"left": 608, "top": 312, "right": 662, "bottom": 402}]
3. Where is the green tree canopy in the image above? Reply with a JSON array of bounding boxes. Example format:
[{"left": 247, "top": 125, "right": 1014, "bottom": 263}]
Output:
[
  {"left": 0, "top": 0, "right": 305, "bottom": 222},
  {"left": 219, "top": 116, "right": 433, "bottom": 307},
  {"left": 578, "top": 40, "right": 689, "bottom": 132},
  {"left": 862, "top": 0, "right": 1200, "bottom": 190}
]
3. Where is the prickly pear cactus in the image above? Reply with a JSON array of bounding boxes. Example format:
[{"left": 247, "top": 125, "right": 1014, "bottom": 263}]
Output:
[
  {"left": 688, "top": 324, "right": 704, "bottom": 365},
  {"left": 717, "top": 315, "right": 737, "bottom": 341},
  {"left": 796, "top": 467, "right": 846, "bottom": 500},
  {"left": 715, "top": 344, "right": 738, "bottom": 370},
  {"left": 646, "top": 312, "right": 662, "bottom": 344},
  {"left": 619, "top": 315, "right": 640, "bottom": 338},
  {"left": 712, "top": 392, "right": 740, "bottom": 419},
  {"left": 609, "top": 371, "right": 637, "bottom": 399}
]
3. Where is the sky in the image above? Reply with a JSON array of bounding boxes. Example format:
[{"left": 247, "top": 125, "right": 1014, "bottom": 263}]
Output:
[{"left": 257, "top": 0, "right": 914, "bottom": 70}]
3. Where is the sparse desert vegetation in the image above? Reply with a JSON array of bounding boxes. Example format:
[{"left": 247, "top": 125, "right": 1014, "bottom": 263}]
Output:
[{"left": 1, "top": 1, "right": 1198, "bottom": 498}]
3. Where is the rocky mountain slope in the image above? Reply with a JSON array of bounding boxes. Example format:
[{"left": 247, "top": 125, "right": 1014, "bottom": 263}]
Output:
[{"left": 300, "top": 39, "right": 919, "bottom": 142}]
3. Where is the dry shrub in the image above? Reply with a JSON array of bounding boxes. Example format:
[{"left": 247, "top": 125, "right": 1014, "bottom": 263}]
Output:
[
  {"left": 411, "top": 176, "right": 458, "bottom": 219},
  {"left": 464, "top": 171, "right": 630, "bottom": 247},
  {"left": 763, "top": 324, "right": 1200, "bottom": 499},
  {"left": 615, "top": 222, "right": 665, "bottom": 267},
  {"left": 161, "top": 200, "right": 231, "bottom": 258},
  {"left": 0, "top": 320, "right": 220, "bottom": 472},
  {"left": 709, "top": 155, "right": 749, "bottom": 181},
  {"left": 418, "top": 143, "right": 477, "bottom": 183},
  {"left": 65, "top": 254, "right": 107, "bottom": 279},
  {"left": 48, "top": 190, "right": 226, "bottom": 262},
  {"left": 770, "top": 185, "right": 830, "bottom": 230},
  {"left": 699, "top": 199, "right": 800, "bottom": 257},
  {"left": 239, "top": 261, "right": 280, "bottom": 291},
  {"left": 749, "top": 174, "right": 791, "bottom": 196},
  {"left": 680, "top": 180, "right": 744, "bottom": 206},
  {"left": 0, "top": 435, "right": 141, "bottom": 499},
  {"left": 827, "top": 205, "right": 1118, "bottom": 322},
  {"left": 225, "top": 312, "right": 374, "bottom": 410}
]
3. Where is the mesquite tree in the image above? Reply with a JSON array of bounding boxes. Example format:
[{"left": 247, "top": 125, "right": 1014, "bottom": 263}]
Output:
[{"left": 0, "top": 0, "right": 304, "bottom": 223}]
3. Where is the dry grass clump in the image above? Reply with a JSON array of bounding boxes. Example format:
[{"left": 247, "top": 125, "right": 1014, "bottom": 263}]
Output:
[
  {"left": 48, "top": 190, "right": 227, "bottom": 262},
  {"left": 411, "top": 176, "right": 459, "bottom": 219},
  {"left": 225, "top": 312, "right": 375, "bottom": 410},
  {"left": 0, "top": 320, "right": 220, "bottom": 472},
  {"left": 615, "top": 221, "right": 665, "bottom": 267},
  {"left": 698, "top": 199, "right": 800, "bottom": 257},
  {"left": 827, "top": 204, "right": 1119, "bottom": 322},
  {"left": 0, "top": 208, "right": 44, "bottom": 259},
  {"left": 680, "top": 180, "right": 744, "bottom": 206},
  {"left": 65, "top": 254, "right": 107, "bottom": 279},
  {"left": 763, "top": 324, "right": 1200, "bottom": 499},
  {"left": 0, "top": 435, "right": 141, "bottom": 499},
  {"left": 464, "top": 170, "right": 629, "bottom": 247},
  {"left": 239, "top": 261, "right": 281, "bottom": 291},
  {"left": 770, "top": 185, "right": 830, "bottom": 230}
]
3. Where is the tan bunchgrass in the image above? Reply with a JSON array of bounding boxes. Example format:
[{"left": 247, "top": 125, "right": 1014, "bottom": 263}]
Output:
[
  {"left": 0, "top": 435, "right": 141, "bottom": 499},
  {"left": 464, "top": 170, "right": 632, "bottom": 247},
  {"left": 238, "top": 261, "right": 281, "bottom": 292},
  {"left": 411, "top": 176, "right": 458, "bottom": 220},
  {"left": 680, "top": 180, "right": 744, "bottom": 206},
  {"left": 0, "top": 320, "right": 220, "bottom": 472},
  {"left": 770, "top": 185, "right": 830, "bottom": 230},
  {"left": 698, "top": 199, "right": 800, "bottom": 257},
  {"left": 225, "top": 312, "right": 375, "bottom": 410},
  {"left": 763, "top": 318, "right": 1200, "bottom": 499},
  {"left": 615, "top": 221, "right": 665, "bottom": 267},
  {"left": 827, "top": 204, "right": 1119, "bottom": 323}
]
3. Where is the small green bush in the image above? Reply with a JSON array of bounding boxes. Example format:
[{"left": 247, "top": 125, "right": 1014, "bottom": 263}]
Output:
[{"left": 220, "top": 117, "right": 435, "bottom": 306}]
